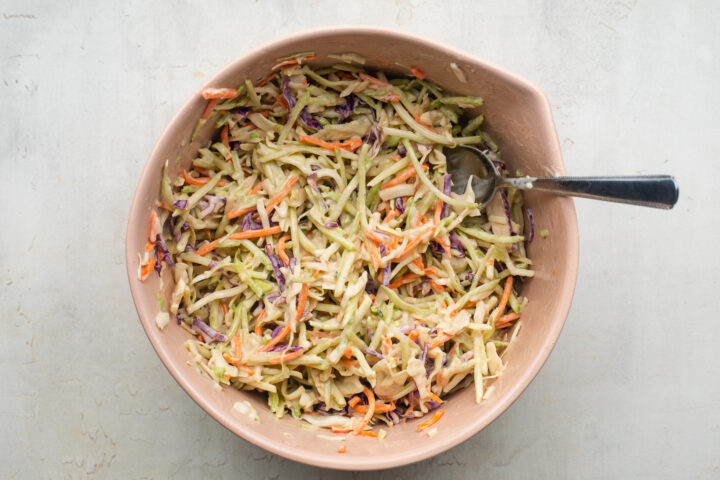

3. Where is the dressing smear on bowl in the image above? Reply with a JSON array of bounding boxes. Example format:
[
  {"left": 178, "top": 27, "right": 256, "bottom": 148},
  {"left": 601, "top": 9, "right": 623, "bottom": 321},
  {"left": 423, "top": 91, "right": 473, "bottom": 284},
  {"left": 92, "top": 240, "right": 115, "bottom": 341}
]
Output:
[{"left": 139, "top": 53, "right": 535, "bottom": 443}]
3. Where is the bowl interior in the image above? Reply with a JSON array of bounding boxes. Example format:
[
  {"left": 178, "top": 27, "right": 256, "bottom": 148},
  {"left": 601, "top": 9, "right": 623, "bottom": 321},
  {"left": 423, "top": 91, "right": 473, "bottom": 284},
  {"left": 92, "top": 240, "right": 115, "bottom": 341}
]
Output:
[{"left": 126, "top": 27, "right": 578, "bottom": 470}]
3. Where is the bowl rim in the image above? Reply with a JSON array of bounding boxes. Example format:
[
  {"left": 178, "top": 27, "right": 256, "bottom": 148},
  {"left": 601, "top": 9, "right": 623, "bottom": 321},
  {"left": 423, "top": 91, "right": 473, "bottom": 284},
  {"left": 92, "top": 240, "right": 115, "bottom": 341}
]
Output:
[{"left": 125, "top": 25, "right": 579, "bottom": 470}]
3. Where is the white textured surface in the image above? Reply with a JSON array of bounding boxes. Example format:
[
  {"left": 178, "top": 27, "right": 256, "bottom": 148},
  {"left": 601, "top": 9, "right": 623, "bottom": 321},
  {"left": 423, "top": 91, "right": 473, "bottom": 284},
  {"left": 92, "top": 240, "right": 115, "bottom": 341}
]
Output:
[{"left": 2, "top": 1, "right": 719, "bottom": 478}]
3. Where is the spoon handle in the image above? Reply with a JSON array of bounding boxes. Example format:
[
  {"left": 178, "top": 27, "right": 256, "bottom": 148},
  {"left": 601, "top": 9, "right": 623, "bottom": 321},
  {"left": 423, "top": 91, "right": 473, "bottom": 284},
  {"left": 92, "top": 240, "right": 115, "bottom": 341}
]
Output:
[{"left": 504, "top": 175, "right": 679, "bottom": 209}]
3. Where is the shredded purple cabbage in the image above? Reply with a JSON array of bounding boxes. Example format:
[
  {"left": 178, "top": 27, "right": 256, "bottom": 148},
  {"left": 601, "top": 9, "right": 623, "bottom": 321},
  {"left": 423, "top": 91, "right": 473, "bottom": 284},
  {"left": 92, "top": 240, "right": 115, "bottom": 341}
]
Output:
[
  {"left": 363, "top": 347, "right": 384, "bottom": 360},
  {"left": 397, "top": 144, "right": 407, "bottom": 157},
  {"left": 364, "top": 125, "right": 382, "bottom": 157},
  {"left": 267, "top": 345, "right": 304, "bottom": 353},
  {"left": 282, "top": 76, "right": 320, "bottom": 130},
  {"left": 382, "top": 261, "right": 391, "bottom": 286},
  {"left": 307, "top": 173, "right": 328, "bottom": 211},
  {"left": 173, "top": 199, "right": 188, "bottom": 210},
  {"left": 334, "top": 94, "right": 360, "bottom": 121},
  {"left": 288, "top": 257, "right": 297, "bottom": 272},
  {"left": 265, "top": 244, "right": 286, "bottom": 291},
  {"left": 441, "top": 174, "right": 451, "bottom": 218},
  {"left": 193, "top": 317, "right": 228, "bottom": 343},
  {"left": 498, "top": 189, "right": 514, "bottom": 235},
  {"left": 241, "top": 212, "right": 262, "bottom": 231},
  {"left": 395, "top": 197, "right": 405, "bottom": 213},
  {"left": 449, "top": 233, "right": 465, "bottom": 257},
  {"left": 270, "top": 325, "right": 283, "bottom": 338},
  {"left": 526, "top": 207, "right": 535, "bottom": 243},
  {"left": 417, "top": 144, "right": 432, "bottom": 156},
  {"left": 231, "top": 107, "right": 251, "bottom": 122},
  {"left": 155, "top": 234, "right": 175, "bottom": 267},
  {"left": 324, "top": 221, "right": 338, "bottom": 228}
]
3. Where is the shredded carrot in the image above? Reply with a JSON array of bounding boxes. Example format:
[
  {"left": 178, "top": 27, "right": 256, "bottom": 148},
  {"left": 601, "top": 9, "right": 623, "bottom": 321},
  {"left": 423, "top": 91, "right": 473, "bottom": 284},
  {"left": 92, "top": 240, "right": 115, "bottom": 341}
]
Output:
[
  {"left": 414, "top": 112, "right": 438, "bottom": 133},
  {"left": 298, "top": 135, "right": 362, "bottom": 153},
  {"left": 226, "top": 205, "right": 256, "bottom": 220},
  {"left": 386, "top": 92, "right": 401, "bottom": 103},
  {"left": 233, "top": 334, "right": 242, "bottom": 359},
  {"left": 157, "top": 201, "right": 172, "bottom": 211},
  {"left": 258, "top": 324, "right": 289, "bottom": 352},
  {"left": 182, "top": 170, "right": 228, "bottom": 187},
  {"left": 493, "top": 277, "right": 514, "bottom": 326},
  {"left": 348, "top": 396, "right": 361, "bottom": 409},
  {"left": 296, "top": 283, "right": 309, "bottom": 321},
  {"left": 353, "top": 387, "right": 376, "bottom": 435},
  {"left": 417, "top": 409, "right": 444, "bottom": 432},
  {"left": 390, "top": 154, "right": 401, "bottom": 162},
  {"left": 269, "top": 349, "right": 304, "bottom": 364},
  {"left": 227, "top": 226, "right": 283, "bottom": 241},
  {"left": 433, "top": 199, "right": 443, "bottom": 224},
  {"left": 359, "top": 72, "right": 389, "bottom": 87},
  {"left": 412, "top": 257, "right": 425, "bottom": 270},
  {"left": 366, "top": 230, "right": 387, "bottom": 244},
  {"left": 312, "top": 269, "right": 321, "bottom": 278},
  {"left": 388, "top": 273, "right": 421, "bottom": 290},
  {"left": 201, "top": 98, "right": 218, "bottom": 119},
  {"left": 343, "top": 346, "right": 353, "bottom": 359},
  {"left": 338, "top": 445, "right": 347, "bottom": 454},
  {"left": 221, "top": 302, "right": 229, "bottom": 317},
  {"left": 265, "top": 175, "right": 299, "bottom": 215},
  {"left": 148, "top": 210, "right": 159, "bottom": 243},
  {"left": 384, "top": 209, "right": 400, "bottom": 223},
  {"left": 390, "top": 237, "right": 398, "bottom": 250},
  {"left": 427, "top": 332, "right": 454, "bottom": 350},
  {"left": 202, "top": 87, "right": 238, "bottom": 100},
  {"left": 495, "top": 312, "right": 522, "bottom": 329},
  {"left": 332, "top": 426, "right": 352, "bottom": 433},
  {"left": 144, "top": 242, "right": 154, "bottom": 252},
  {"left": 140, "top": 258, "right": 156, "bottom": 282},
  {"left": 408, "top": 330, "right": 419, "bottom": 342},
  {"left": 252, "top": 310, "right": 267, "bottom": 336},
  {"left": 357, "top": 430, "right": 378, "bottom": 438},
  {"left": 249, "top": 182, "right": 264, "bottom": 195},
  {"left": 256, "top": 72, "right": 275, "bottom": 87},
  {"left": 448, "top": 342, "right": 459, "bottom": 356},
  {"left": 435, "top": 237, "right": 452, "bottom": 258},
  {"left": 383, "top": 337, "right": 392, "bottom": 356},
  {"left": 239, "top": 365, "right": 255, "bottom": 376},
  {"left": 271, "top": 55, "right": 317, "bottom": 71},
  {"left": 376, "top": 58, "right": 391, "bottom": 67},
  {"left": 424, "top": 267, "right": 438, "bottom": 275},
  {"left": 380, "top": 166, "right": 417, "bottom": 190},
  {"left": 427, "top": 391, "right": 443, "bottom": 404},
  {"left": 275, "top": 93, "right": 289, "bottom": 109},
  {"left": 277, "top": 234, "right": 291, "bottom": 265},
  {"left": 340, "top": 358, "right": 358, "bottom": 367},
  {"left": 367, "top": 241, "right": 381, "bottom": 271},
  {"left": 221, "top": 124, "right": 230, "bottom": 149},
  {"left": 195, "top": 239, "right": 219, "bottom": 257},
  {"left": 409, "top": 66, "right": 426, "bottom": 80},
  {"left": 398, "top": 226, "right": 433, "bottom": 258}
]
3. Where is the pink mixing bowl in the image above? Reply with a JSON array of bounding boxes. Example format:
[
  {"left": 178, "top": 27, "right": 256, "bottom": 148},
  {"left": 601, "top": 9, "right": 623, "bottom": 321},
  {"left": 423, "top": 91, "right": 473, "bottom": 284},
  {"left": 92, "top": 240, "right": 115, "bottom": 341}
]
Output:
[{"left": 126, "top": 26, "right": 578, "bottom": 470}]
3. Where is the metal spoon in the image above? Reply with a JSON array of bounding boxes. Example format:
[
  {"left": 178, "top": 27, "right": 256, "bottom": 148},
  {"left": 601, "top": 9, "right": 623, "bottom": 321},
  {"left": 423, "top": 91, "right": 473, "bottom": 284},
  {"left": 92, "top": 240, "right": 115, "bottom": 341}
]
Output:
[{"left": 445, "top": 145, "right": 679, "bottom": 209}]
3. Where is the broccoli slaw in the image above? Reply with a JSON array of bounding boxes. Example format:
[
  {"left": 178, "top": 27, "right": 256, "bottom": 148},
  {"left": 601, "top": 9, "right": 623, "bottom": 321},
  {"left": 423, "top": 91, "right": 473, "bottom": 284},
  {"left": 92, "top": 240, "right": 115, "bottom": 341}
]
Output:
[{"left": 139, "top": 54, "right": 535, "bottom": 438}]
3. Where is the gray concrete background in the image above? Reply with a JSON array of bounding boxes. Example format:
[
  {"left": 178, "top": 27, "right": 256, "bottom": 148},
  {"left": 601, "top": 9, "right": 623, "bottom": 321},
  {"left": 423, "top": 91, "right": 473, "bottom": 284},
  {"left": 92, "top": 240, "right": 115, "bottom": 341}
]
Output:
[{"left": 2, "top": 1, "right": 718, "bottom": 478}]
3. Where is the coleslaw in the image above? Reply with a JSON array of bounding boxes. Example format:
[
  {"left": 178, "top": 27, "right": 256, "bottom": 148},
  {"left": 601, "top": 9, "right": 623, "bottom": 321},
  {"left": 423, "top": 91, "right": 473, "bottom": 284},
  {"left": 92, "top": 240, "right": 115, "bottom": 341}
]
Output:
[{"left": 139, "top": 54, "right": 534, "bottom": 437}]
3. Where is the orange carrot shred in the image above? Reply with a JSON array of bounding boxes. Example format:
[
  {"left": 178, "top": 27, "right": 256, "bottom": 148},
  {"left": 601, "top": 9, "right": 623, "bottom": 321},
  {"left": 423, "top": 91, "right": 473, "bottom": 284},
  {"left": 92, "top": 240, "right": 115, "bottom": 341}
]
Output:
[
  {"left": 221, "top": 124, "right": 230, "bottom": 149},
  {"left": 358, "top": 430, "right": 378, "bottom": 438},
  {"left": 353, "top": 387, "right": 376, "bottom": 435},
  {"left": 338, "top": 445, "right": 347, "bottom": 454},
  {"left": 265, "top": 176, "right": 299, "bottom": 216},
  {"left": 358, "top": 72, "right": 389, "bottom": 87},
  {"left": 277, "top": 234, "right": 291, "bottom": 265},
  {"left": 201, "top": 98, "right": 218, "bottom": 120},
  {"left": 226, "top": 205, "right": 256, "bottom": 220},
  {"left": 332, "top": 426, "right": 352, "bottom": 433},
  {"left": 140, "top": 258, "right": 156, "bottom": 282},
  {"left": 409, "top": 66, "right": 426, "bottom": 80},
  {"left": 380, "top": 166, "right": 417, "bottom": 190},
  {"left": 298, "top": 135, "right": 362, "bottom": 153},
  {"left": 417, "top": 409, "right": 444, "bottom": 432},
  {"left": 268, "top": 349, "right": 304, "bottom": 364},
  {"left": 253, "top": 309, "right": 267, "bottom": 336},
  {"left": 202, "top": 87, "right": 238, "bottom": 100},
  {"left": 493, "top": 277, "right": 514, "bottom": 326},
  {"left": 195, "top": 239, "right": 219, "bottom": 257},
  {"left": 227, "top": 226, "right": 282, "bottom": 241}
]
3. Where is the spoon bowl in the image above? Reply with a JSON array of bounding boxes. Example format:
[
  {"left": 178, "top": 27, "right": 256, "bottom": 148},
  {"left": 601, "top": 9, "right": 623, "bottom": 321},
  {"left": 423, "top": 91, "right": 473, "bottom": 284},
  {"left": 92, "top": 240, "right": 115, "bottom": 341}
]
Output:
[{"left": 445, "top": 145, "right": 679, "bottom": 209}]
